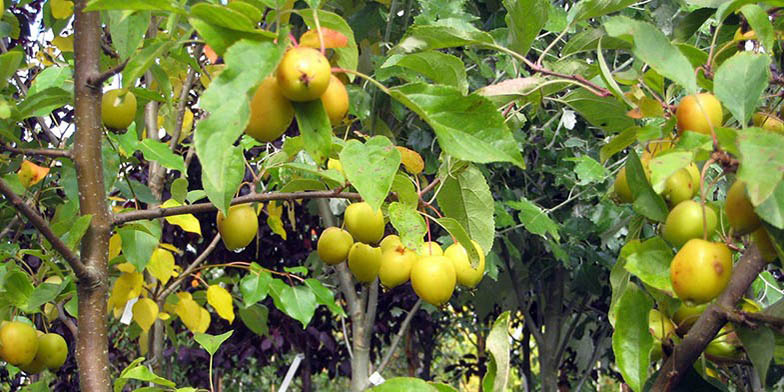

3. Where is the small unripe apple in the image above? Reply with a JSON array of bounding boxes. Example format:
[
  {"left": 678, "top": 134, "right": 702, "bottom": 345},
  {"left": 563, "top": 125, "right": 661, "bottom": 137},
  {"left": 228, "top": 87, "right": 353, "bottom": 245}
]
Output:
[
  {"left": 725, "top": 180, "right": 761, "bottom": 235},
  {"left": 317, "top": 227, "right": 354, "bottom": 265},
  {"left": 216, "top": 204, "right": 258, "bottom": 251},
  {"left": 321, "top": 74, "right": 349, "bottom": 125},
  {"left": 245, "top": 77, "right": 295, "bottom": 142},
  {"left": 752, "top": 112, "right": 784, "bottom": 134},
  {"left": 676, "top": 93, "right": 723, "bottom": 135},
  {"left": 672, "top": 303, "right": 707, "bottom": 332},
  {"left": 0, "top": 321, "right": 39, "bottom": 366},
  {"left": 649, "top": 309, "right": 676, "bottom": 361},
  {"left": 686, "top": 163, "right": 701, "bottom": 197},
  {"left": 752, "top": 228, "right": 778, "bottom": 263},
  {"left": 444, "top": 240, "right": 485, "bottom": 288},
  {"left": 276, "top": 47, "right": 331, "bottom": 102},
  {"left": 662, "top": 168, "right": 695, "bottom": 207},
  {"left": 347, "top": 242, "right": 382, "bottom": 283},
  {"left": 410, "top": 255, "right": 456, "bottom": 306},
  {"left": 344, "top": 202, "right": 385, "bottom": 244},
  {"left": 102, "top": 89, "right": 137, "bottom": 130},
  {"left": 613, "top": 167, "right": 633, "bottom": 203},
  {"left": 662, "top": 200, "right": 718, "bottom": 248}
]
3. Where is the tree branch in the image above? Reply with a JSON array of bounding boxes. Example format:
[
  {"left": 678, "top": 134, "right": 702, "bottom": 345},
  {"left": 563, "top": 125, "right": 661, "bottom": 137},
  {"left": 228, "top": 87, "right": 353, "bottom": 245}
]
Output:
[
  {"left": 376, "top": 298, "right": 422, "bottom": 375},
  {"left": 56, "top": 300, "right": 79, "bottom": 339},
  {"left": 652, "top": 245, "right": 765, "bottom": 391},
  {"left": 169, "top": 47, "right": 201, "bottom": 151},
  {"left": 87, "top": 58, "right": 128, "bottom": 89},
  {"left": 157, "top": 234, "right": 221, "bottom": 300},
  {"left": 364, "top": 278, "right": 379, "bottom": 342},
  {"left": 0, "top": 178, "right": 90, "bottom": 279},
  {"left": 113, "top": 190, "right": 361, "bottom": 225},
  {"left": 0, "top": 144, "right": 72, "bottom": 158}
]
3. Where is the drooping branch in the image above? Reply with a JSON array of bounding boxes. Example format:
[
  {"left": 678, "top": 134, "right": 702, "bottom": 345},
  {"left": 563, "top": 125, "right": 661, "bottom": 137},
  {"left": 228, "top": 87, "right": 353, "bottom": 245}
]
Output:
[
  {"left": 113, "top": 190, "right": 361, "bottom": 225},
  {"left": 0, "top": 144, "right": 72, "bottom": 158},
  {"left": 0, "top": 178, "right": 89, "bottom": 279},
  {"left": 87, "top": 58, "right": 128, "bottom": 89},
  {"left": 652, "top": 245, "right": 765, "bottom": 391},
  {"left": 157, "top": 234, "right": 221, "bottom": 300}
]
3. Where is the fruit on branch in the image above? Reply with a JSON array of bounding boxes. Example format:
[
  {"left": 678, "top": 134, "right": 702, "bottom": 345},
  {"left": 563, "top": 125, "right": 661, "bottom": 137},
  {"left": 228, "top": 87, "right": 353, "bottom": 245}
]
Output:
[
  {"left": 327, "top": 158, "right": 347, "bottom": 178},
  {"left": 276, "top": 47, "right": 331, "bottom": 102},
  {"left": 613, "top": 167, "right": 633, "bottom": 203},
  {"left": 670, "top": 239, "right": 732, "bottom": 304},
  {"left": 752, "top": 112, "right": 784, "bottom": 134},
  {"left": 410, "top": 255, "right": 457, "bottom": 306},
  {"left": 0, "top": 321, "right": 39, "bottom": 366},
  {"left": 662, "top": 168, "right": 696, "bottom": 207},
  {"left": 347, "top": 242, "right": 382, "bottom": 283},
  {"left": 676, "top": 93, "right": 723, "bottom": 135},
  {"left": 216, "top": 204, "right": 258, "bottom": 251},
  {"left": 378, "top": 246, "right": 417, "bottom": 288},
  {"left": 344, "top": 202, "right": 385, "bottom": 244},
  {"left": 704, "top": 326, "right": 742, "bottom": 359},
  {"left": 649, "top": 309, "right": 676, "bottom": 361},
  {"left": 418, "top": 241, "right": 443, "bottom": 257},
  {"left": 752, "top": 227, "right": 779, "bottom": 263},
  {"left": 21, "top": 333, "right": 68, "bottom": 374},
  {"left": 245, "top": 77, "right": 295, "bottom": 142},
  {"left": 101, "top": 89, "right": 137, "bottom": 130},
  {"left": 672, "top": 303, "right": 707, "bottom": 333},
  {"left": 379, "top": 234, "right": 403, "bottom": 254},
  {"left": 317, "top": 227, "right": 354, "bottom": 265},
  {"left": 725, "top": 180, "right": 761, "bottom": 235},
  {"left": 321, "top": 74, "right": 349, "bottom": 125},
  {"left": 444, "top": 240, "right": 485, "bottom": 288},
  {"left": 686, "top": 163, "right": 701, "bottom": 194},
  {"left": 662, "top": 200, "right": 718, "bottom": 248}
]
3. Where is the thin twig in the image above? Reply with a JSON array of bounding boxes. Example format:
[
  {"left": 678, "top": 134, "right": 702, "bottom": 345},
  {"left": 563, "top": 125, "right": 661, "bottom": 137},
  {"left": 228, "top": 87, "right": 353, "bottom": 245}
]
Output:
[
  {"left": 0, "top": 144, "right": 72, "bottom": 158},
  {"left": 157, "top": 234, "right": 221, "bottom": 300},
  {"left": 87, "top": 58, "right": 128, "bottom": 88},
  {"left": 376, "top": 299, "right": 422, "bottom": 374},
  {"left": 56, "top": 300, "right": 79, "bottom": 339}
]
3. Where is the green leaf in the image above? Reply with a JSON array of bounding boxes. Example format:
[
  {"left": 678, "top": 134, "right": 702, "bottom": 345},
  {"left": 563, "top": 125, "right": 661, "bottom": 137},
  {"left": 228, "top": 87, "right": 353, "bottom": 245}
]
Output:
[
  {"left": 108, "top": 10, "right": 149, "bottom": 61},
  {"left": 380, "top": 52, "right": 468, "bottom": 94},
  {"left": 195, "top": 39, "right": 284, "bottom": 215},
  {"left": 170, "top": 178, "right": 188, "bottom": 204},
  {"left": 188, "top": 17, "right": 274, "bottom": 57},
  {"left": 736, "top": 325, "right": 774, "bottom": 384},
  {"left": 388, "top": 202, "right": 427, "bottom": 252},
  {"left": 238, "top": 303, "right": 268, "bottom": 336},
  {"left": 84, "top": 0, "right": 183, "bottom": 13},
  {"left": 16, "top": 87, "right": 71, "bottom": 119},
  {"left": 194, "top": 330, "right": 234, "bottom": 356},
  {"left": 674, "top": 8, "right": 714, "bottom": 42},
  {"left": 0, "top": 49, "right": 23, "bottom": 89},
  {"left": 714, "top": 52, "right": 771, "bottom": 125},
  {"left": 597, "top": 37, "right": 634, "bottom": 107},
  {"left": 561, "top": 27, "right": 631, "bottom": 57},
  {"left": 4, "top": 270, "right": 33, "bottom": 307},
  {"left": 239, "top": 268, "right": 271, "bottom": 307},
  {"left": 300, "top": 10, "right": 358, "bottom": 75},
  {"left": 482, "top": 311, "right": 510, "bottom": 392},
  {"left": 62, "top": 214, "right": 92, "bottom": 251},
  {"left": 117, "top": 226, "right": 159, "bottom": 272},
  {"left": 369, "top": 378, "right": 439, "bottom": 392},
  {"left": 390, "top": 173, "right": 418, "bottom": 207},
  {"left": 648, "top": 151, "right": 692, "bottom": 193},
  {"left": 624, "top": 237, "right": 674, "bottom": 293},
  {"left": 740, "top": 4, "right": 774, "bottom": 51},
  {"left": 139, "top": 139, "right": 186, "bottom": 173},
  {"left": 436, "top": 164, "right": 495, "bottom": 253},
  {"left": 390, "top": 25, "right": 494, "bottom": 55},
  {"left": 626, "top": 151, "right": 669, "bottom": 222},
  {"left": 390, "top": 83, "right": 524, "bottom": 168},
  {"left": 569, "top": 0, "right": 637, "bottom": 23},
  {"left": 436, "top": 217, "right": 481, "bottom": 268},
  {"left": 293, "top": 100, "right": 332, "bottom": 165},
  {"left": 190, "top": 3, "right": 255, "bottom": 32},
  {"left": 116, "top": 365, "right": 176, "bottom": 390},
  {"left": 756, "top": 181, "right": 784, "bottom": 229},
  {"left": 604, "top": 16, "right": 697, "bottom": 94},
  {"left": 339, "top": 136, "right": 401, "bottom": 212},
  {"left": 565, "top": 156, "right": 608, "bottom": 185},
  {"left": 506, "top": 198, "right": 559, "bottom": 241},
  {"left": 612, "top": 284, "right": 653, "bottom": 392},
  {"left": 503, "top": 0, "right": 548, "bottom": 58},
  {"left": 600, "top": 126, "right": 637, "bottom": 163},
  {"left": 121, "top": 39, "right": 175, "bottom": 88},
  {"left": 271, "top": 281, "right": 317, "bottom": 328},
  {"left": 25, "top": 280, "right": 67, "bottom": 312},
  {"left": 304, "top": 278, "right": 345, "bottom": 317},
  {"left": 561, "top": 88, "right": 636, "bottom": 133},
  {"left": 737, "top": 128, "right": 784, "bottom": 205}
]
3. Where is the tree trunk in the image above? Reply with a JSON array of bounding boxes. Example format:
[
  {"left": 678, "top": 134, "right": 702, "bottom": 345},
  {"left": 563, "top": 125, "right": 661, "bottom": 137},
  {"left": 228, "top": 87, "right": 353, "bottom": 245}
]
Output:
[
  {"left": 540, "top": 266, "right": 565, "bottom": 392},
  {"left": 522, "top": 325, "right": 532, "bottom": 392},
  {"left": 73, "top": 0, "right": 112, "bottom": 390}
]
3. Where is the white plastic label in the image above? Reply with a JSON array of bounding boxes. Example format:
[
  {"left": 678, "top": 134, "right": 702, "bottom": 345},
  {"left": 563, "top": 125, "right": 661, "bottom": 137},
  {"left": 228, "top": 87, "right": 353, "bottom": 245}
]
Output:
[
  {"left": 120, "top": 297, "right": 139, "bottom": 325},
  {"left": 368, "top": 372, "right": 385, "bottom": 386}
]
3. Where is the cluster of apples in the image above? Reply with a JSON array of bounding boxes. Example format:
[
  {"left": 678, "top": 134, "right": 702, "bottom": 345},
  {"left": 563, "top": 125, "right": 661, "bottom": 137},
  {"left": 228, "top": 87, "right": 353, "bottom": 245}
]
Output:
[
  {"left": 316, "top": 202, "right": 486, "bottom": 306},
  {"left": 245, "top": 45, "right": 349, "bottom": 143},
  {"left": 0, "top": 321, "right": 68, "bottom": 374}
]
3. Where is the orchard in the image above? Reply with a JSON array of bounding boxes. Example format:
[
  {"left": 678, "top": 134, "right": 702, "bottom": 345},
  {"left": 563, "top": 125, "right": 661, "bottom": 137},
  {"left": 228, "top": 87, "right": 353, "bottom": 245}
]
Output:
[{"left": 0, "top": 0, "right": 783, "bottom": 391}]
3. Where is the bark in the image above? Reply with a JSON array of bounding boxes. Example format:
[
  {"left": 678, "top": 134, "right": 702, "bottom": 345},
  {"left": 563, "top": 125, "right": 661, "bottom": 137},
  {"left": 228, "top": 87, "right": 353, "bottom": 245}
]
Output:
[
  {"left": 539, "top": 266, "right": 565, "bottom": 392},
  {"left": 73, "top": 0, "right": 112, "bottom": 390},
  {"left": 522, "top": 325, "right": 532, "bottom": 392}
]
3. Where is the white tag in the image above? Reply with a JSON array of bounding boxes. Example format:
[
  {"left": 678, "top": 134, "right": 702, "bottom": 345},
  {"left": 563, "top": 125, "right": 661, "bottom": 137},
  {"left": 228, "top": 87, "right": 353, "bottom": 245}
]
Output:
[
  {"left": 279, "top": 353, "right": 305, "bottom": 392},
  {"left": 561, "top": 109, "right": 577, "bottom": 130},
  {"left": 120, "top": 297, "right": 139, "bottom": 325},
  {"left": 368, "top": 372, "right": 385, "bottom": 386}
]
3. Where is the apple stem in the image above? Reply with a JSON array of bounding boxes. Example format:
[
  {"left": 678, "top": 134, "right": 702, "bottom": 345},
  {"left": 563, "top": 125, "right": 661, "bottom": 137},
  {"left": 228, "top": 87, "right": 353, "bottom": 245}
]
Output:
[
  {"left": 699, "top": 158, "right": 717, "bottom": 241},
  {"left": 288, "top": 33, "right": 299, "bottom": 48}
]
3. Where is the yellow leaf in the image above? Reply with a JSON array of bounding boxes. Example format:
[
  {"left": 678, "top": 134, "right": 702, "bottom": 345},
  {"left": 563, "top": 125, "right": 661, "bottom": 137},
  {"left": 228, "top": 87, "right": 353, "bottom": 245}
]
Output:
[
  {"left": 159, "top": 243, "right": 181, "bottom": 253},
  {"left": 51, "top": 0, "right": 74, "bottom": 19},
  {"left": 266, "top": 201, "right": 287, "bottom": 240},
  {"left": 109, "top": 233, "right": 122, "bottom": 260},
  {"left": 115, "top": 262, "right": 136, "bottom": 273},
  {"left": 396, "top": 147, "right": 424, "bottom": 174},
  {"left": 207, "top": 285, "right": 234, "bottom": 324},
  {"left": 161, "top": 199, "right": 202, "bottom": 235},
  {"left": 139, "top": 330, "right": 148, "bottom": 355},
  {"left": 196, "top": 307, "right": 210, "bottom": 333},
  {"left": 132, "top": 298, "right": 159, "bottom": 332},
  {"left": 107, "top": 272, "right": 143, "bottom": 312},
  {"left": 158, "top": 312, "right": 171, "bottom": 321},
  {"left": 52, "top": 35, "right": 74, "bottom": 52},
  {"left": 285, "top": 201, "right": 296, "bottom": 231},
  {"left": 146, "top": 248, "right": 175, "bottom": 284},
  {"left": 175, "top": 295, "right": 202, "bottom": 333},
  {"left": 17, "top": 160, "right": 49, "bottom": 188}
]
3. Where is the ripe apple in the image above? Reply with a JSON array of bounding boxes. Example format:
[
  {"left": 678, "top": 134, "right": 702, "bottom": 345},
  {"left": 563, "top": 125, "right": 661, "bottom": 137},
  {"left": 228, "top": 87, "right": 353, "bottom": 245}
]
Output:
[
  {"left": 752, "top": 112, "right": 784, "bottom": 134},
  {"left": 725, "top": 180, "right": 761, "bottom": 235},
  {"left": 344, "top": 202, "right": 385, "bottom": 244},
  {"left": 379, "top": 234, "right": 403, "bottom": 254},
  {"left": 216, "top": 204, "right": 258, "bottom": 251},
  {"left": 410, "top": 255, "right": 457, "bottom": 306},
  {"left": 444, "top": 240, "right": 485, "bottom": 288},
  {"left": 317, "top": 227, "right": 354, "bottom": 265},
  {"left": 245, "top": 77, "right": 295, "bottom": 142},
  {"left": 101, "top": 89, "right": 137, "bottom": 130},
  {"left": 676, "top": 93, "right": 723, "bottom": 135},
  {"left": 321, "top": 74, "right": 349, "bottom": 125},
  {"left": 662, "top": 200, "right": 718, "bottom": 248},
  {"left": 276, "top": 47, "right": 331, "bottom": 102},
  {"left": 752, "top": 228, "right": 778, "bottom": 263},
  {"left": 378, "top": 246, "right": 417, "bottom": 288},
  {"left": 347, "top": 242, "right": 382, "bottom": 283},
  {"left": 418, "top": 241, "right": 443, "bottom": 257},
  {"left": 662, "top": 168, "right": 695, "bottom": 207},
  {"left": 0, "top": 321, "right": 39, "bottom": 366},
  {"left": 670, "top": 239, "right": 732, "bottom": 304}
]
